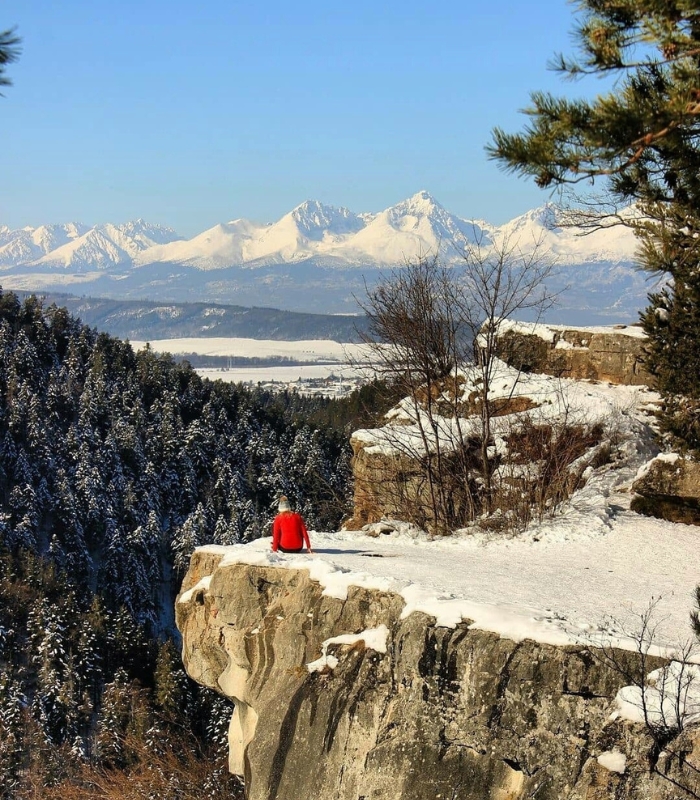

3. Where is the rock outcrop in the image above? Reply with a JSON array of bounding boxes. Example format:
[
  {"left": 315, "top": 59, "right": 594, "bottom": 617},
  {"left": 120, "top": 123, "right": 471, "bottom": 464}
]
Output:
[
  {"left": 631, "top": 453, "right": 700, "bottom": 525},
  {"left": 494, "top": 322, "right": 652, "bottom": 386},
  {"left": 177, "top": 550, "right": 699, "bottom": 800},
  {"left": 346, "top": 438, "right": 422, "bottom": 528},
  {"left": 346, "top": 322, "right": 654, "bottom": 530}
]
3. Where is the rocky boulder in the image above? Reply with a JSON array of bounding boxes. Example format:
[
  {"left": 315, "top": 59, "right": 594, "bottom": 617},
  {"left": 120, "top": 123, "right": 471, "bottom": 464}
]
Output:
[
  {"left": 631, "top": 453, "right": 700, "bottom": 525},
  {"left": 495, "top": 321, "right": 652, "bottom": 386},
  {"left": 176, "top": 550, "right": 699, "bottom": 800},
  {"left": 346, "top": 437, "right": 422, "bottom": 529}
]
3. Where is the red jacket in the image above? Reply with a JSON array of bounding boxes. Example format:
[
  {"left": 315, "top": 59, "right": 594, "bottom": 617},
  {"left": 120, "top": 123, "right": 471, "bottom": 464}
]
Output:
[{"left": 272, "top": 511, "right": 310, "bottom": 552}]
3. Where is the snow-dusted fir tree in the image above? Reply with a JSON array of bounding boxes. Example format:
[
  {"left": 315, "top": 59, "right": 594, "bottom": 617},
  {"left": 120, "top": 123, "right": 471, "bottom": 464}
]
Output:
[
  {"left": 95, "top": 667, "right": 147, "bottom": 768},
  {"left": 0, "top": 673, "right": 25, "bottom": 798},
  {"left": 149, "top": 638, "right": 192, "bottom": 752},
  {"left": 28, "top": 596, "right": 72, "bottom": 745},
  {"left": 172, "top": 503, "right": 211, "bottom": 574}
]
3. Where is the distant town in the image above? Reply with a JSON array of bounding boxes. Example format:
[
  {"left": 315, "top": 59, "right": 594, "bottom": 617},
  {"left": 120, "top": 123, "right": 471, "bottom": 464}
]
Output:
[
  {"left": 199, "top": 367, "right": 367, "bottom": 398},
  {"left": 192, "top": 362, "right": 369, "bottom": 397}
]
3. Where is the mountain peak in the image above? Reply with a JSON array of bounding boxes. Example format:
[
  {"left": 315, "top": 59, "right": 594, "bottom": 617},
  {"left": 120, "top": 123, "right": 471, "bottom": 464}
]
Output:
[
  {"left": 292, "top": 199, "right": 327, "bottom": 214},
  {"left": 288, "top": 200, "right": 364, "bottom": 240},
  {"left": 410, "top": 189, "right": 438, "bottom": 204},
  {"left": 387, "top": 191, "right": 446, "bottom": 219},
  {"left": 505, "top": 203, "right": 560, "bottom": 233},
  {"left": 116, "top": 219, "right": 182, "bottom": 246},
  {"left": 406, "top": 189, "right": 440, "bottom": 208}
]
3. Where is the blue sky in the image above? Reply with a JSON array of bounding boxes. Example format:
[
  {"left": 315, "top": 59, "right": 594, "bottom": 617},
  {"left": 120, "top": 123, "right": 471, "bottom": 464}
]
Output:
[{"left": 3, "top": 1, "right": 593, "bottom": 236}]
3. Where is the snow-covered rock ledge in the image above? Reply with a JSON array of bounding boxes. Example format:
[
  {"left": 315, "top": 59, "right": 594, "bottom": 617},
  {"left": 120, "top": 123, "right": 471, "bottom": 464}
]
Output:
[
  {"left": 494, "top": 319, "right": 652, "bottom": 386},
  {"left": 176, "top": 546, "right": 700, "bottom": 800}
]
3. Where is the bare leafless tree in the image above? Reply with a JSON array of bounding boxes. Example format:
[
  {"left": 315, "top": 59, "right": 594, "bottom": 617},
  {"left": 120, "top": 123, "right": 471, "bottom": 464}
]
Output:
[
  {"left": 356, "top": 234, "right": 556, "bottom": 533},
  {"left": 356, "top": 255, "right": 468, "bottom": 533},
  {"left": 452, "top": 233, "right": 555, "bottom": 509},
  {"left": 590, "top": 602, "right": 700, "bottom": 798}
]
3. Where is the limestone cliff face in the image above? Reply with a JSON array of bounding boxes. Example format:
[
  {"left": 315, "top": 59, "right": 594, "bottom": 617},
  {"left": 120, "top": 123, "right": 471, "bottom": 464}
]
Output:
[
  {"left": 177, "top": 550, "right": 699, "bottom": 800},
  {"left": 495, "top": 325, "right": 652, "bottom": 386},
  {"left": 346, "top": 438, "right": 416, "bottom": 528}
]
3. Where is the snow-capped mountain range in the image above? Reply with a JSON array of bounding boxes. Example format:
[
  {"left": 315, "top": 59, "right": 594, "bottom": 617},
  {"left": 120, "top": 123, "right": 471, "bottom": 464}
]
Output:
[
  {"left": 0, "top": 219, "right": 181, "bottom": 271},
  {"left": 1, "top": 191, "right": 639, "bottom": 272},
  {"left": 0, "top": 192, "right": 654, "bottom": 322}
]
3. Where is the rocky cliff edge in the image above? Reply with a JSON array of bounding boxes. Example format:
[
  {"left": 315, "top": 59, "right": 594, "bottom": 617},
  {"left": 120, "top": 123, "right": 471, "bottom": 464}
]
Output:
[{"left": 176, "top": 547, "right": 699, "bottom": 800}]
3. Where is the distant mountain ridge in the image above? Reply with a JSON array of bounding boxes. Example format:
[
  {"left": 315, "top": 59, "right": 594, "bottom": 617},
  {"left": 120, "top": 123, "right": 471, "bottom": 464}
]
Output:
[
  {"left": 17, "top": 292, "right": 370, "bottom": 343},
  {"left": 1, "top": 192, "right": 637, "bottom": 272},
  {"left": 0, "top": 192, "right": 654, "bottom": 322},
  {"left": 0, "top": 219, "right": 181, "bottom": 269}
]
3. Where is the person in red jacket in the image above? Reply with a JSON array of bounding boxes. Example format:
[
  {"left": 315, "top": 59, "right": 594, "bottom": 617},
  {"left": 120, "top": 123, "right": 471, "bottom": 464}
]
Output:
[{"left": 271, "top": 496, "right": 312, "bottom": 554}]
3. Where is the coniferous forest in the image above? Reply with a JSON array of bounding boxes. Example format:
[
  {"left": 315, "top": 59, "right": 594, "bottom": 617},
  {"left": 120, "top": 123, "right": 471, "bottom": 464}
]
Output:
[{"left": 0, "top": 289, "right": 360, "bottom": 798}]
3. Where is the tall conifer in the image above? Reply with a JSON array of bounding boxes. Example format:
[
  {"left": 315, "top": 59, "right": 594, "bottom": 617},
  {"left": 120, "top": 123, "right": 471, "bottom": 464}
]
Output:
[{"left": 489, "top": 0, "right": 700, "bottom": 449}]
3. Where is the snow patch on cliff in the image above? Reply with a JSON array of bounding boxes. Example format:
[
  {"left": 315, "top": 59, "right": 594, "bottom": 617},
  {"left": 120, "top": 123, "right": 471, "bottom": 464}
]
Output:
[
  {"left": 614, "top": 662, "right": 700, "bottom": 728},
  {"left": 306, "top": 625, "right": 389, "bottom": 673},
  {"left": 597, "top": 750, "right": 627, "bottom": 774}
]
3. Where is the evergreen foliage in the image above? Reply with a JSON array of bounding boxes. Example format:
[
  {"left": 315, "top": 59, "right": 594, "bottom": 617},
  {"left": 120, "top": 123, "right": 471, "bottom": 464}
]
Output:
[
  {"left": 488, "top": 0, "right": 700, "bottom": 450},
  {"left": 0, "top": 27, "right": 20, "bottom": 94},
  {"left": 0, "top": 289, "right": 356, "bottom": 795}
]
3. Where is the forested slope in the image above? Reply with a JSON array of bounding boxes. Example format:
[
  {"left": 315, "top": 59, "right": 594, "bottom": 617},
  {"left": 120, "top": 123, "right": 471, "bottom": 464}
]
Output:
[
  {"left": 0, "top": 289, "right": 354, "bottom": 797},
  {"left": 15, "top": 292, "right": 370, "bottom": 343}
]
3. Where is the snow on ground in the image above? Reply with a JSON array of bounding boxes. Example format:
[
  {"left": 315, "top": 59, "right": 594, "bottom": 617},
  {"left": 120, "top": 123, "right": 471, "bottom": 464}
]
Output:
[
  {"left": 131, "top": 336, "right": 376, "bottom": 384},
  {"left": 353, "top": 357, "right": 656, "bottom": 458},
  {"left": 495, "top": 319, "right": 647, "bottom": 341},
  {"left": 203, "top": 504, "right": 699, "bottom": 654},
  {"left": 193, "top": 373, "right": 698, "bottom": 658},
  {"left": 195, "top": 364, "right": 364, "bottom": 384},
  {"left": 131, "top": 337, "right": 370, "bottom": 362}
]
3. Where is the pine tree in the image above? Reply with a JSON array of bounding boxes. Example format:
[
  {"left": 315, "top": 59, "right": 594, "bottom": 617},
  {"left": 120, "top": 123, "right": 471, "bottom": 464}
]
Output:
[
  {"left": 28, "top": 597, "right": 71, "bottom": 745},
  {"left": 52, "top": 468, "right": 90, "bottom": 580},
  {"left": 0, "top": 672, "right": 25, "bottom": 798},
  {"left": 0, "top": 27, "right": 20, "bottom": 95},
  {"left": 692, "top": 586, "right": 700, "bottom": 638},
  {"left": 172, "top": 503, "right": 210, "bottom": 574},
  {"left": 95, "top": 667, "right": 148, "bottom": 769},
  {"left": 488, "top": 0, "right": 700, "bottom": 448},
  {"left": 153, "top": 639, "right": 189, "bottom": 726}
]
